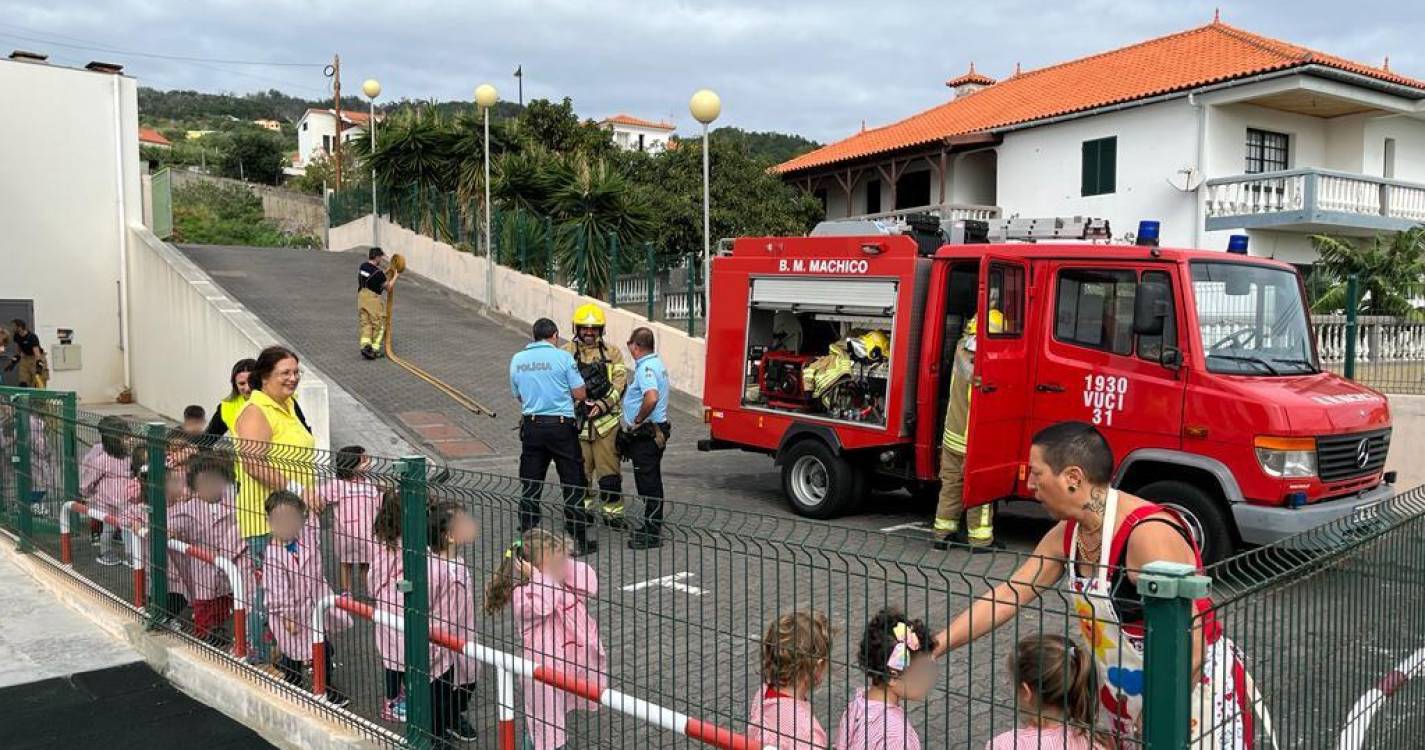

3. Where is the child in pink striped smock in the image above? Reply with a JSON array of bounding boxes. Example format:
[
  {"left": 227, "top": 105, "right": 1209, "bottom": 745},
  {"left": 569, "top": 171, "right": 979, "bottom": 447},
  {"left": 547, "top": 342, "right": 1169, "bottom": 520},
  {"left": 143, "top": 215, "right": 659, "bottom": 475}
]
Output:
[
  {"left": 320, "top": 445, "right": 383, "bottom": 595},
  {"left": 485, "top": 528, "right": 607, "bottom": 750},
  {"left": 834, "top": 607, "right": 939, "bottom": 750},
  {"left": 368, "top": 489, "right": 408, "bottom": 723},
  {"left": 746, "top": 609, "right": 833, "bottom": 750},
  {"left": 80, "top": 416, "right": 135, "bottom": 566},
  {"left": 985, "top": 635, "right": 1107, "bottom": 750}
]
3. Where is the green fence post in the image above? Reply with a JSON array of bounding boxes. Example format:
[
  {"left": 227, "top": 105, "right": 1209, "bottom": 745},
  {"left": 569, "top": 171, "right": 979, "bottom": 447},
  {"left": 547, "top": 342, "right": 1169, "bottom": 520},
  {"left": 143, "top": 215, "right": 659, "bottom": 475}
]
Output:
[
  {"left": 1344, "top": 273, "right": 1359, "bottom": 381},
  {"left": 577, "top": 232, "right": 588, "bottom": 296},
  {"left": 398, "top": 455, "right": 432, "bottom": 747},
  {"left": 61, "top": 393, "right": 78, "bottom": 502},
  {"left": 545, "top": 217, "right": 555, "bottom": 284},
  {"left": 686, "top": 254, "right": 696, "bottom": 337},
  {"left": 145, "top": 422, "right": 169, "bottom": 627},
  {"left": 1140, "top": 560, "right": 1211, "bottom": 750},
  {"left": 609, "top": 233, "right": 621, "bottom": 306},
  {"left": 518, "top": 212, "right": 528, "bottom": 273},
  {"left": 13, "top": 395, "right": 33, "bottom": 552},
  {"left": 645, "top": 242, "right": 655, "bottom": 321}
]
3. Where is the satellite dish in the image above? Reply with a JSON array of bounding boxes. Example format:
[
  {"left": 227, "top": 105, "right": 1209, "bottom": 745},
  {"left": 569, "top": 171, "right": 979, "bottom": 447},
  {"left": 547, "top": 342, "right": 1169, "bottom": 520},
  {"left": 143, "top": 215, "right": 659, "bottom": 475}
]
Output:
[{"left": 1167, "top": 167, "right": 1203, "bottom": 192}]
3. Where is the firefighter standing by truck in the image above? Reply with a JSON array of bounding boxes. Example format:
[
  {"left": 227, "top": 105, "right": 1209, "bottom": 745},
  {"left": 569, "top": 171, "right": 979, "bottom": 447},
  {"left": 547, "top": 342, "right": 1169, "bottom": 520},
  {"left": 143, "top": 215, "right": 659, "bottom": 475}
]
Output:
[
  {"left": 933, "top": 311, "right": 1003, "bottom": 552},
  {"left": 357, "top": 247, "right": 398, "bottom": 360},
  {"left": 562, "top": 304, "right": 629, "bottom": 527}
]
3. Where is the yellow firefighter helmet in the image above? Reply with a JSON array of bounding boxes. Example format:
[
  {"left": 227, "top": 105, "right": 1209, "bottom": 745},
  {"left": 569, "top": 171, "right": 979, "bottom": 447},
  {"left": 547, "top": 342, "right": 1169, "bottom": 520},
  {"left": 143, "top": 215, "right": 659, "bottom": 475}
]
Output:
[
  {"left": 572, "top": 303, "right": 607, "bottom": 328},
  {"left": 849, "top": 330, "right": 891, "bottom": 362},
  {"left": 964, "top": 309, "right": 1006, "bottom": 337}
]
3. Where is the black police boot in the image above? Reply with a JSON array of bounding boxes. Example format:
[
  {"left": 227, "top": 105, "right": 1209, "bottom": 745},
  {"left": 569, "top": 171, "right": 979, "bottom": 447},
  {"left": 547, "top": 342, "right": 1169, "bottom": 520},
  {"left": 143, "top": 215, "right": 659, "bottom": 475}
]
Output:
[{"left": 628, "top": 524, "right": 662, "bottom": 550}]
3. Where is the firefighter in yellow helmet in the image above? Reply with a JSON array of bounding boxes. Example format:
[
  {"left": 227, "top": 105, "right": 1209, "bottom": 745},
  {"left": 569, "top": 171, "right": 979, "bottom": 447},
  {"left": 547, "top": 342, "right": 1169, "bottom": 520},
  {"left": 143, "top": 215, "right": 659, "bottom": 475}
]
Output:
[
  {"left": 561, "top": 304, "right": 630, "bottom": 526},
  {"left": 934, "top": 309, "right": 1005, "bottom": 551}
]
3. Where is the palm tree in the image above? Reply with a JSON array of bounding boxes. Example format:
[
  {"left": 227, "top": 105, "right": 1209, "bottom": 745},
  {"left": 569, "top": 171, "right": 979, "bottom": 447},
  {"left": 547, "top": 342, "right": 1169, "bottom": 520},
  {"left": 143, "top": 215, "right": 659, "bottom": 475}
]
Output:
[
  {"left": 1310, "top": 227, "right": 1425, "bottom": 317},
  {"left": 546, "top": 156, "right": 652, "bottom": 296},
  {"left": 357, "top": 105, "right": 460, "bottom": 238}
]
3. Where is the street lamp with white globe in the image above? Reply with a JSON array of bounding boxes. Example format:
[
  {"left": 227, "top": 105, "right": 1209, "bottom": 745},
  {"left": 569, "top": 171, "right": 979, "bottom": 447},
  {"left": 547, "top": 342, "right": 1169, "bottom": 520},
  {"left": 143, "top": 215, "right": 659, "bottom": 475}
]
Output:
[
  {"left": 362, "top": 78, "right": 381, "bottom": 245},
  {"left": 690, "top": 89, "right": 721, "bottom": 330},
  {"left": 475, "top": 83, "right": 499, "bottom": 306}
]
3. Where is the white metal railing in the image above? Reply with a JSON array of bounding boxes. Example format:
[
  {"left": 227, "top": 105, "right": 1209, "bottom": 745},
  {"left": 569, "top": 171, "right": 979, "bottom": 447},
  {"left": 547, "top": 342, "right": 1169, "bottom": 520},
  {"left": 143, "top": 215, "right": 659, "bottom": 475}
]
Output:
[
  {"left": 1205, "top": 169, "right": 1425, "bottom": 222},
  {"left": 665, "top": 292, "right": 704, "bottom": 320},
  {"left": 614, "top": 275, "right": 659, "bottom": 303},
  {"left": 848, "top": 202, "right": 1002, "bottom": 224},
  {"left": 1312, "top": 315, "right": 1425, "bottom": 363}
]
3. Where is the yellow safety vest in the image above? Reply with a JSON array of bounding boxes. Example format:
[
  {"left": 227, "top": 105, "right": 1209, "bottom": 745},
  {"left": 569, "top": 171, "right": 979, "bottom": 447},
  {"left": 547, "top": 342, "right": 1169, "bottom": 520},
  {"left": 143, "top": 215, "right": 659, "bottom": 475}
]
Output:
[
  {"left": 233, "top": 390, "right": 315, "bottom": 538},
  {"left": 219, "top": 394, "right": 246, "bottom": 434}
]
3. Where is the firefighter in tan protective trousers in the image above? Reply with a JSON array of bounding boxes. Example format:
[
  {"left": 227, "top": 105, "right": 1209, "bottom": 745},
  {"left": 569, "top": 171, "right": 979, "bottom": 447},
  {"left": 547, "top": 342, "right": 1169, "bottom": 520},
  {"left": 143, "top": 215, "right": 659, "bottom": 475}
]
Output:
[
  {"left": 562, "top": 304, "right": 630, "bottom": 526},
  {"left": 933, "top": 310, "right": 1003, "bottom": 552}
]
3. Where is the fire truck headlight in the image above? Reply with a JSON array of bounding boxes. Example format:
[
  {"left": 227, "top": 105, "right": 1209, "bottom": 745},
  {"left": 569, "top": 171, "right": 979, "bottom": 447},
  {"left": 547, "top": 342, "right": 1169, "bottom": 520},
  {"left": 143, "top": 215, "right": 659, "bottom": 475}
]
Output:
[{"left": 1254, "top": 436, "right": 1317, "bottom": 478}]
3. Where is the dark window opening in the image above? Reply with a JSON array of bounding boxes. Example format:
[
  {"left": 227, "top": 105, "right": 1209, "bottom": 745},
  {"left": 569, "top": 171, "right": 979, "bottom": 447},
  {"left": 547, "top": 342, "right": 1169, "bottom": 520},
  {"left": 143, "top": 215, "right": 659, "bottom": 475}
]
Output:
[
  {"left": 865, "top": 178, "right": 882, "bottom": 214},
  {"left": 1246, "top": 128, "right": 1289, "bottom": 174},
  {"left": 1055, "top": 268, "right": 1136, "bottom": 355},
  {"left": 895, "top": 170, "right": 931, "bottom": 209}
]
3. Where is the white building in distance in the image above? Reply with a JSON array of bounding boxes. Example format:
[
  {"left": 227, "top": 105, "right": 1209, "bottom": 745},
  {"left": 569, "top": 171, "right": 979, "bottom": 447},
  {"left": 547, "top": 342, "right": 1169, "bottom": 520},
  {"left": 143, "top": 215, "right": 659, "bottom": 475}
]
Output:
[
  {"left": 292, "top": 108, "right": 377, "bottom": 173},
  {"left": 599, "top": 114, "right": 676, "bottom": 153}
]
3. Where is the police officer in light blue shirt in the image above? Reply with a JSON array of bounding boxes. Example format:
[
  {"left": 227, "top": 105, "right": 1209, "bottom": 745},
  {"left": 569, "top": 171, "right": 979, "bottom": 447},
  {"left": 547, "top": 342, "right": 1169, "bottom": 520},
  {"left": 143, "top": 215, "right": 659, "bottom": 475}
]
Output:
[
  {"left": 620, "top": 326, "right": 671, "bottom": 549},
  {"left": 510, "top": 318, "right": 596, "bottom": 555}
]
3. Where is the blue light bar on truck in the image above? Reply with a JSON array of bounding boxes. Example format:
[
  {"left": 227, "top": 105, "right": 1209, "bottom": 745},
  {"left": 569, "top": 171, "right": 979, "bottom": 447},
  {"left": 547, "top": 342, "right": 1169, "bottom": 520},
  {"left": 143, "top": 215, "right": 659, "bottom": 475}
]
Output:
[
  {"left": 1228, "top": 235, "right": 1250, "bottom": 254},
  {"left": 1135, "top": 220, "right": 1161, "bottom": 247}
]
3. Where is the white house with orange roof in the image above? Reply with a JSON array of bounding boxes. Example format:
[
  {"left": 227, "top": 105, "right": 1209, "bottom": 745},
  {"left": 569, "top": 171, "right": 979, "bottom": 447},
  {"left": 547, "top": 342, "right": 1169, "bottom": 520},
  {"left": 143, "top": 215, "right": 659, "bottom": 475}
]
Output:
[
  {"left": 292, "top": 108, "right": 377, "bottom": 173},
  {"left": 138, "top": 126, "right": 170, "bottom": 150},
  {"left": 599, "top": 114, "right": 676, "bottom": 153},
  {"left": 777, "top": 18, "right": 1425, "bottom": 264}
]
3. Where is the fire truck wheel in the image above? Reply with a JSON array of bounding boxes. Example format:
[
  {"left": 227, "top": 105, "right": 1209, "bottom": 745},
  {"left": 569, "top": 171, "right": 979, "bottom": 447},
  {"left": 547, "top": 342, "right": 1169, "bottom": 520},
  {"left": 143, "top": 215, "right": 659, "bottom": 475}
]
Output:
[
  {"left": 781, "top": 439, "right": 864, "bottom": 519},
  {"left": 1135, "top": 479, "right": 1234, "bottom": 566}
]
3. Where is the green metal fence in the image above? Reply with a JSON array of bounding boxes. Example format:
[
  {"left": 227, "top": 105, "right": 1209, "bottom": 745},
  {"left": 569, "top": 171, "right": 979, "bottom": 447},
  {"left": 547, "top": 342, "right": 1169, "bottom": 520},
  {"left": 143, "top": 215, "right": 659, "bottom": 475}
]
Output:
[
  {"left": 7, "top": 387, "right": 1422, "bottom": 748},
  {"left": 327, "top": 185, "right": 705, "bottom": 331},
  {"left": 1318, "top": 278, "right": 1425, "bottom": 395}
]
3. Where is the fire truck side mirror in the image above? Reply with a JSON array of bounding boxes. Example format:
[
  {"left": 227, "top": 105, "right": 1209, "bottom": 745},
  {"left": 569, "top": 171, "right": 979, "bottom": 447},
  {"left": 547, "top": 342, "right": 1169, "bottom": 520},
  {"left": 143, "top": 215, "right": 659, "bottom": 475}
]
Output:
[
  {"left": 1132, "top": 281, "right": 1170, "bottom": 336},
  {"left": 1159, "top": 346, "right": 1183, "bottom": 370}
]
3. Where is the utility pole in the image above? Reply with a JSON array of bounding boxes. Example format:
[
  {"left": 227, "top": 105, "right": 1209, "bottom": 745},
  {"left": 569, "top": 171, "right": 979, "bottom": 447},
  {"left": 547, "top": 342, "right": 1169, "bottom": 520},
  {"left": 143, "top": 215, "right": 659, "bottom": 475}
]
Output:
[
  {"left": 514, "top": 65, "right": 523, "bottom": 107},
  {"left": 328, "top": 54, "right": 343, "bottom": 190}
]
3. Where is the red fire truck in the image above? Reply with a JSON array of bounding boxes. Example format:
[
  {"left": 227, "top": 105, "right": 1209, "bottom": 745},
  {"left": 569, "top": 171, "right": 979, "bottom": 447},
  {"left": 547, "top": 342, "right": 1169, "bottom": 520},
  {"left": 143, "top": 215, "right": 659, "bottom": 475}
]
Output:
[{"left": 698, "top": 217, "right": 1395, "bottom": 562}]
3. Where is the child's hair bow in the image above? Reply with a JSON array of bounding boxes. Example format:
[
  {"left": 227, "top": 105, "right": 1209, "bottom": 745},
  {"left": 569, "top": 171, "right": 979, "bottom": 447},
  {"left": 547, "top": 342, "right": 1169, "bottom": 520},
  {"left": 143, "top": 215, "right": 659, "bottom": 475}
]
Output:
[{"left": 886, "top": 622, "right": 921, "bottom": 673}]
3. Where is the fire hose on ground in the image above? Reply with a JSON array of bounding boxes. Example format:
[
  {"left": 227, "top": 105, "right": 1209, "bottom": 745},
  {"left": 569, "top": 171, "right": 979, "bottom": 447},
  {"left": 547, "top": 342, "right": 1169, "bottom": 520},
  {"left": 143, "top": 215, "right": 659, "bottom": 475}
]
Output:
[
  {"left": 381, "top": 254, "right": 497, "bottom": 419},
  {"left": 312, "top": 594, "right": 774, "bottom": 750},
  {"left": 59, "top": 500, "right": 248, "bottom": 657}
]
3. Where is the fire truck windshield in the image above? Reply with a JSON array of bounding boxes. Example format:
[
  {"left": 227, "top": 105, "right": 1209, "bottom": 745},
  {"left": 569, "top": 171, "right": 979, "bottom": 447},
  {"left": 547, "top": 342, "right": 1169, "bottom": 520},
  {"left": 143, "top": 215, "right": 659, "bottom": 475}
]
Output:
[{"left": 1190, "top": 261, "right": 1319, "bottom": 376}]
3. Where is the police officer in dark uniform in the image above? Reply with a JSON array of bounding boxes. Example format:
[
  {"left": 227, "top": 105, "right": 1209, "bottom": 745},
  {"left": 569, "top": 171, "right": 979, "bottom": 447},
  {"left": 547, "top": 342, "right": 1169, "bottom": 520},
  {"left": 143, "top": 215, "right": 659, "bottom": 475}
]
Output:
[{"left": 509, "top": 318, "right": 596, "bottom": 556}]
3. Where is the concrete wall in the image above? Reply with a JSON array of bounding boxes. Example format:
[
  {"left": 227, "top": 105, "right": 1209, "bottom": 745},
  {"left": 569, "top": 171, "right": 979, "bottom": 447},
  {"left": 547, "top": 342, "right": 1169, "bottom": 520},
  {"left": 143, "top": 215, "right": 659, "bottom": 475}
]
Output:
[
  {"left": 330, "top": 215, "right": 709, "bottom": 400},
  {"left": 171, "top": 170, "right": 326, "bottom": 239},
  {"left": 127, "top": 225, "right": 331, "bottom": 449},
  {"left": 1387, "top": 394, "right": 1425, "bottom": 492},
  {"left": 0, "top": 59, "right": 141, "bottom": 402},
  {"left": 1364, "top": 115, "right": 1425, "bottom": 182}
]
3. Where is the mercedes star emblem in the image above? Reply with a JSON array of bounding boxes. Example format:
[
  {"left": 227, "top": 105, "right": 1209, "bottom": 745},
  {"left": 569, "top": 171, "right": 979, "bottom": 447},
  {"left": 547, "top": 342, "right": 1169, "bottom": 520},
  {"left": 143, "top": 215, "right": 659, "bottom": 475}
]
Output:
[{"left": 1356, "top": 438, "right": 1371, "bottom": 469}]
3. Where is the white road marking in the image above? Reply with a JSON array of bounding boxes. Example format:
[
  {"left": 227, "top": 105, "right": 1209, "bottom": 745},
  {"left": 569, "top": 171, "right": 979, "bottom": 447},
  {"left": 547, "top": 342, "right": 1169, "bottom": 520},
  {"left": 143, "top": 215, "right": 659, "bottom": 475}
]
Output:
[
  {"left": 621, "top": 571, "right": 706, "bottom": 596},
  {"left": 879, "top": 521, "right": 934, "bottom": 534}
]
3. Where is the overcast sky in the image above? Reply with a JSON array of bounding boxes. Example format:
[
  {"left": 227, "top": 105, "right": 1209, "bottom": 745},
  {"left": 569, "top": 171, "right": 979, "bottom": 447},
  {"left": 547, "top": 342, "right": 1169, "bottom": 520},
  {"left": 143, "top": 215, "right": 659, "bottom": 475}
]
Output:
[{"left": 5, "top": 1, "right": 1423, "bottom": 143}]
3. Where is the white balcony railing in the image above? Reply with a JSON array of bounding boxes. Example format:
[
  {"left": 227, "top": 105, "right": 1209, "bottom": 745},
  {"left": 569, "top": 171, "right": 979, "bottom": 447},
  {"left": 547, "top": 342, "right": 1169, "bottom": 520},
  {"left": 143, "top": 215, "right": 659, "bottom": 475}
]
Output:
[
  {"left": 1312, "top": 315, "right": 1425, "bottom": 363},
  {"left": 848, "top": 202, "right": 1001, "bottom": 224},
  {"left": 664, "top": 292, "right": 704, "bottom": 321},
  {"left": 1205, "top": 169, "right": 1425, "bottom": 229}
]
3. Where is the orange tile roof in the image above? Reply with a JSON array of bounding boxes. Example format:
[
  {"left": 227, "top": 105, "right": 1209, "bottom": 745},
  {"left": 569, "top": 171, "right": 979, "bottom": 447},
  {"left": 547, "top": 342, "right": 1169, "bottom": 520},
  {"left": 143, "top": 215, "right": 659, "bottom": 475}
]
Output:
[
  {"left": 777, "top": 21, "right": 1425, "bottom": 174},
  {"left": 138, "top": 126, "right": 170, "bottom": 146},
  {"left": 600, "top": 113, "right": 676, "bottom": 130}
]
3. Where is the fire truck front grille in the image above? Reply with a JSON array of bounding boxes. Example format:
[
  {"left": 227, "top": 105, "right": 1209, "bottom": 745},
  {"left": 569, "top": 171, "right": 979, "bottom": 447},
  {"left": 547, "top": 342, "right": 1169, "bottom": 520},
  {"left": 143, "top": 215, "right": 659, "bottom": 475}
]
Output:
[{"left": 1316, "top": 429, "right": 1390, "bottom": 482}]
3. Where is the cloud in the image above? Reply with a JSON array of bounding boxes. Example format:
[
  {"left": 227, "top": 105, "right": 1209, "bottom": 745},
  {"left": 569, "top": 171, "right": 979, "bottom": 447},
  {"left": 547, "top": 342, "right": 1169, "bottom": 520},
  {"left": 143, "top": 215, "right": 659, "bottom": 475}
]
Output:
[{"left": 4, "top": 0, "right": 1422, "bottom": 143}]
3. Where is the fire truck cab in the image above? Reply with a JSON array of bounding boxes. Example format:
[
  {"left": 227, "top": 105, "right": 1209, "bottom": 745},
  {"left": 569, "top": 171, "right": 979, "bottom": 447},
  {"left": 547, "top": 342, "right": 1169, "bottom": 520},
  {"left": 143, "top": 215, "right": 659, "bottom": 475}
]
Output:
[{"left": 698, "top": 218, "right": 1395, "bottom": 562}]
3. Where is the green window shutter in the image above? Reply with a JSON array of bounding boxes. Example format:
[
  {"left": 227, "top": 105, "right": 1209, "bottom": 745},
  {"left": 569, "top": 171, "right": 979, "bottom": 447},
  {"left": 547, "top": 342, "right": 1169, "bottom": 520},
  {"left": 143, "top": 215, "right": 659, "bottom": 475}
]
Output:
[
  {"left": 1081, "top": 140, "right": 1097, "bottom": 196},
  {"left": 1101, "top": 137, "right": 1117, "bottom": 194}
]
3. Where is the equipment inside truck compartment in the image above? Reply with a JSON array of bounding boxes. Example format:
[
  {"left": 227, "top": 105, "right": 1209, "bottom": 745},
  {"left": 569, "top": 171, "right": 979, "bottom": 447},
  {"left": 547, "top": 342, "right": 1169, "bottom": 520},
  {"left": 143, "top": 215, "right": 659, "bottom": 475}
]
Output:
[{"left": 740, "top": 277, "right": 897, "bottom": 427}]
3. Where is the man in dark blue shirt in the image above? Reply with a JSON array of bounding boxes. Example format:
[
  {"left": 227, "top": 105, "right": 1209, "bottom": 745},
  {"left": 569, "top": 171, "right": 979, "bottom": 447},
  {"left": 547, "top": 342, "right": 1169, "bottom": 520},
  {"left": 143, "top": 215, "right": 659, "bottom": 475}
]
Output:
[
  {"left": 510, "top": 318, "right": 596, "bottom": 555},
  {"left": 357, "top": 247, "right": 397, "bottom": 360}
]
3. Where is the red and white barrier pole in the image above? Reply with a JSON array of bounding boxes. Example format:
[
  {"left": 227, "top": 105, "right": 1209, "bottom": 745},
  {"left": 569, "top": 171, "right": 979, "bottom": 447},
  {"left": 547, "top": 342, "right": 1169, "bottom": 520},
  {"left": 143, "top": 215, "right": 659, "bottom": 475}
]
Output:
[
  {"left": 311, "top": 596, "right": 770, "bottom": 750},
  {"left": 1339, "top": 647, "right": 1425, "bottom": 750},
  {"left": 60, "top": 500, "right": 143, "bottom": 608},
  {"left": 168, "top": 539, "right": 248, "bottom": 658}
]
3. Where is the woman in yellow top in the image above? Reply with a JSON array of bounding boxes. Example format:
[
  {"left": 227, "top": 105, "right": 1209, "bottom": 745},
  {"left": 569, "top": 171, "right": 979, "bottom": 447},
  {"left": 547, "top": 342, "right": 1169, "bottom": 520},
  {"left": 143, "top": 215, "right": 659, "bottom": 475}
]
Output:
[
  {"left": 204, "top": 358, "right": 312, "bottom": 438},
  {"left": 233, "top": 345, "right": 323, "bottom": 663}
]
